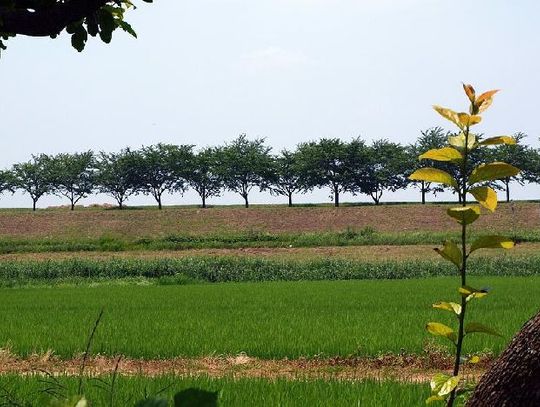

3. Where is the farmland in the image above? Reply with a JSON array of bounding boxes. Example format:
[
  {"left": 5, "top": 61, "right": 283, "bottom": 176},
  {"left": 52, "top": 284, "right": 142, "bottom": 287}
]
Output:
[{"left": 0, "top": 203, "right": 538, "bottom": 405}]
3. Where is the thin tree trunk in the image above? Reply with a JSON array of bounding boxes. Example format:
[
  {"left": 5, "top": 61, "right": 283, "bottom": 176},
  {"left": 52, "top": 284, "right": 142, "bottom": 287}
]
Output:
[
  {"left": 202, "top": 194, "right": 206, "bottom": 209},
  {"left": 157, "top": 196, "right": 162, "bottom": 210},
  {"left": 32, "top": 199, "right": 37, "bottom": 211},
  {"left": 71, "top": 201, "right": 75, "bottom": 211},
  {"left": 334, "top": 188, "right": 340, "bottom": 207},
  {"left": 244, "top": 194, "right": 249, "bottom": 208},
  {"left": 505, "top": 178, "right": 510, "bottom": 203},
  {"left": 466, "top": 309, "right": 540, "bottom": 406},
  {"left": 288, "top": 192, "right": 293, "bottom": 207},
  {"left": 421, "top": 181, "right": 426, "bottom": 204}
]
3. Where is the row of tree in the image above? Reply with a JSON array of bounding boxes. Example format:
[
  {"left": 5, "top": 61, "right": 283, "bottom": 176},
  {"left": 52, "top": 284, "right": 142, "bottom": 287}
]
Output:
[{"left": 1, "top": 131, "right": 539, "bottom": 210}]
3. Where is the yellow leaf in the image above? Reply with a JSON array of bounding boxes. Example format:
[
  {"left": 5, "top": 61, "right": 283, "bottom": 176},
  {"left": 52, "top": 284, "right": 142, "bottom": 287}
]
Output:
[
  {"left": 430, "top": 373, "right": 451, "bottom": 393},
  {"left": 448, "top": 133, "right": 477, "bottom": 151},
  {"left": 469, "top": 162, "right": 520, "bottom": 184},
  {"left": 469, "top": 355, "right": 481, "bottom": 364},
  {"left": 462, "top": 83, "right": 476, "bottom": 104},
  {"left": 469, "top": 186, "right": 498, "bottom": 212},
  {"left": 438, "top": 376, "right": 460, "bottom": 396},
  {"left": 447, "top": 206, "right": 481, "bottom": 225},
  {"left": 479, "top": 136, "right": 516, "bottom": 146},
  {"left": 458, "top": 113, "right": 482, "bottom": 127},
  {"left": 426, "top": 395, "right": 445, "bottom": 404},
  {"left": 419, "top": 147, "right": 462, "bottom": 162},
  {"left": 426, "top": 322, "right": 457, "bottom": 343},
  {"left": 433, "top": 105, "right": 462, "bottom": 128},
  {"left": 409, "top": 168, "right": 457, "bottom": 188},
  {"left": 459, "top": 285, "right": 489, "bottom": 301},
  {"left": 470, "top": 235, "right": 514, "bottom": 252},
  {"left": 433, "top": 301, "right": 462, "bottom": 315},
  {"left": 476, "top": 89, "right": 499, "bottom": 114},
  {"left": 434, "top": 241, "right": 463, "bottom": 269}
]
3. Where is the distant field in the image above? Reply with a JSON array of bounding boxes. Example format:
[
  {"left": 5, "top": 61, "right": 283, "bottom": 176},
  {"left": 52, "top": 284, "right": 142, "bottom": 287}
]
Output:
[
  {"left": 0, "top": 375, "right": 427, "bottom": 407},
  {"left": 0, "top": 277, "right": 537, "bottom": 359},
  {"left": 0, "top": 202, "right": 537, "bottom": 239}
]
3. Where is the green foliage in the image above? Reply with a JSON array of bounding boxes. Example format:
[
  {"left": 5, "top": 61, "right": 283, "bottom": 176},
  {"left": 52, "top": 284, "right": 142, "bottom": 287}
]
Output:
[
  {"left": 411, "top": 84, "right": 519, "bottom": 406},
  {"left": 0, "top": 1, "right": 153, "bottom": 57},
  {"left": 269, "top": 149, "right": 309, "bottom": 206},
  {"left": 95, "top": 148, "right": 141, "bottom": 209},
  {"left": 11, "top": 154, "right": 55, "bottom": 211},
  {"left": 49, "top": 151, "right": 96, "bottom": 210},
  {"left": 216, "top": 135, "right": 274, "bottom": 208},
  {"left": 187, "top": 147, "right": 223, "bottom": 208},
  {"left": 134, "top": 143, "right": 194, "bottom": 209}
]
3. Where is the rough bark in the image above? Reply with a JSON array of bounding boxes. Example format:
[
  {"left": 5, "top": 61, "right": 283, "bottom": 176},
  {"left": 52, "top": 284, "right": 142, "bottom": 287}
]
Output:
[
  {"left": 466, "top": 309, "right": 540, "bottom": 406},
  {"left": 0, "top": 0, "right": 109, "bottom": 37}
]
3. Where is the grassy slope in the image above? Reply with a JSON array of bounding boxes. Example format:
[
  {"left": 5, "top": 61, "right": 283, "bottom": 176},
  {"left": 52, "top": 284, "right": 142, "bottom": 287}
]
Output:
[
  {"left": 0, "top": 375, "right": 427, "bottom": 407},
  {"left": 0, "top": 277, "right": 537, "bottom": 359}
]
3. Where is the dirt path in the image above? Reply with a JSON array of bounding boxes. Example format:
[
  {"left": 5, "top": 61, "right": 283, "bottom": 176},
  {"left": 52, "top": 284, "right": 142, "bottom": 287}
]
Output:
[
  {"left": 0, "top": 243, "right": 538, "bottom": 263},
  {"left": 0, "top": 351, "right": 489, "bottom": 383}
]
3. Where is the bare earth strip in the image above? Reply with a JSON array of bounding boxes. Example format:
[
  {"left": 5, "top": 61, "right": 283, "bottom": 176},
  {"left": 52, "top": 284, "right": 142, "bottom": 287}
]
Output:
[
  {"left": 1, "top": 243, "right": 539, "bottom": 263},
  {"left": 0, "top": 203, "right": 538, "bottom": 238},
  {"left": 0, "top": 352, "right": 489, "bottom": 383}
]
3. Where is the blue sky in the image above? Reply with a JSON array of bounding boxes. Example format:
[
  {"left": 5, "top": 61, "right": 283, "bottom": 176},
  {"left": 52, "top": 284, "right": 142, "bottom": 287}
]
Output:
[{"left": 1, "top": 0, "right": 539, "bottom": 207}]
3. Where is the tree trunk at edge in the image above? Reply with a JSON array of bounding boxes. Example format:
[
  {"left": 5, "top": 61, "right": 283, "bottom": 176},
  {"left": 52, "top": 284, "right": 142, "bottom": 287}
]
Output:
[{"left": 466, "top": 309, "right": 540, "bottom": 406}]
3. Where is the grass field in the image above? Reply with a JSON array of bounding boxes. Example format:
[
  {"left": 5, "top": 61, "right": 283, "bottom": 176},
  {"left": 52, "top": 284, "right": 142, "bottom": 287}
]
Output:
[
  {"left": 0, "top": 203, "right": 538, "bottom": 405},
  {"left": 0, "top": 277, "right": 537, "bottom": 359},
  {"left": 0, "top": 375, "right": 428, "bottom": 406}
]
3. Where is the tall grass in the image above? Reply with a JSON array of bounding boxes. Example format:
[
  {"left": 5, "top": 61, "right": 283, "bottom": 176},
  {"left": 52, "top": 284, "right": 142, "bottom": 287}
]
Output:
[
  {"left": 0, "top": 375, "right": 428, "bottom": 406},
  {"left": 0, "top": 228, "right": 538, "bottom": 253},
  {"left": 0, "top": 255, "right": 538, "bottom": 287}
]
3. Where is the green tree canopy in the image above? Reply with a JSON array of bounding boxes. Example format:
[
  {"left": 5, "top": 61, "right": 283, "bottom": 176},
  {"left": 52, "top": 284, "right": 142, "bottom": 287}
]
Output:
[
  {"left": 216, "top": 135, "right": 274, "bottom": 208},
  {"left": 11, "top": 154, "right": 55, "bottom": 211},
  {"left": 359, "top": 139, "right": 409, "bottom": 205},
  {"left": 0, "top": 0, "right": 153, "bottom": 57},
  {"left": 95, "top": 148, "right": 139, "bottom": 209},
  {"left": 187, "top": 147, "right": 223, "bottom": 209},
  {"left": 269, "top": 149, "right": 308, "bottom": 207},
  {"left": 296, "top": 138, "right": 353, "bottom": 207},
  {"left": 49, "top": 151, "right": 96, "bottom": 210},
  {"left": 135, "top": 143, "right": 194, "bottom": 210}
]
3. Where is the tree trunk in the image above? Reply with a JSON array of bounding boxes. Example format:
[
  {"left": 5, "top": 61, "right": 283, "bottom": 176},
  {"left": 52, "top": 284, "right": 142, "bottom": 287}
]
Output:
[
  {"left": 334, "top": 188, "right": 340, "bottom": 207},
  {"left": 157, "top": 196, "right": 162, "bottom": 210},
  {"left": 32, "top": 199, "right": 37, "bottom": 212},
  {"left": 505, "top": 178, "right": 510, "bottom": 203},
  {"left": 421, "top": 181, "right": 426, "bottom": 204},
  {"left": 466, "top": 309, "right": 540, "bottom": 406},
  {"left": 118, "top": 199, "right": 124, "bottom": 210},
  {"left": 288, "top": 192, "right": 293, "bottom": 207},
  {"left": 202, "top": 194, "right": 206, "bottom": 209},
  {"left": 244, "top": 194, "right": 249, "bottom": 208},
  {"left": 71, "top": 201, "right": 75, "bottom": 211}
]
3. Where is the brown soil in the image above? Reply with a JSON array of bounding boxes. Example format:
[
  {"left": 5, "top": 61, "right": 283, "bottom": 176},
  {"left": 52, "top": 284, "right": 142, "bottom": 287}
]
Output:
[
  {"left": 0, "top": 203, "right": 537, "bottom": 239},
  {"left": 0, "top": 243, "right": 538, "bottom": 263},
  {"left": 0, "top": 350, "right": 489, "bottom": 383}
]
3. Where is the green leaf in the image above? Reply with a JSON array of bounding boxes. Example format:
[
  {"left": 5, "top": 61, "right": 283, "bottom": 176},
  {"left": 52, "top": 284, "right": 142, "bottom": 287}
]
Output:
[
  {"left": 459, "top": 285, "right": 489, "bottom": 302},
  {"left": 470, "top": 235, "right": 514, "bottom": 253},
  {"left": 409, "top": 168, "right": 457, "bottom": 188},
  {"left": 433, "top": 302, "right": 462, "bottom": 315},
  {"left": 434, "top": 241, "right": 462, "bottom": 269},
  {"left": 135, "top": 399, "right": 168, "bottom": 407},
  {"left": 447, "top": 206, "right": 481, "bottom": 225},
  {"left": 469, "top": 186, "right": 498, "bottom": 212},
  {"left": 419, "top": 147, "right": 462, "bottom": 162},
  {"left": 465, "top": 322, "right": 502, "bottom": 337},
  {"left": 479, "top": 136, "right": 516, "bottom": 146},
  {"left": 426, "top": 322, "right": 457, "bottom": 343},
  {"left": 469, "top": 162, "right": 520, "bottom": 184}
]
